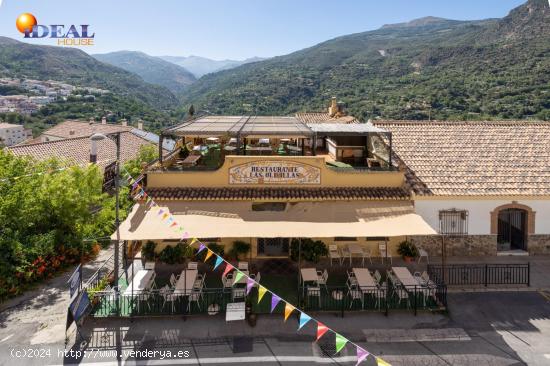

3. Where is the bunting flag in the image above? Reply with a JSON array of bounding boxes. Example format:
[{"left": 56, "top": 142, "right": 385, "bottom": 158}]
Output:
[
  {"left": 257, "top": 286, "right": 267, "bottom": 304},
  {"left": 233, "top": 271, "right": 244, "bottom": 285},
  {"left": 162, "top": 213, "right": 169, "bottom": 220},
  {"left": 298, "top": 312, "right": 311, "bottom": 330},
  {"left": 356, "top": 347, "right": 370, "bottom": 366},
  {"left": 316, "top": 323, "right": 329, "bottom": 341},
  {"left": 284, "top": 303, "right": 295, "bottom": 322},
  {"left": 213, "top": 256, "right": 223, "bottom": 270},
  {"left": 222, "top": 263, "right": 234, "bottom": 278},
  {"left": 197, "top": 243, "right": 206, "bottom": 253},
  {"left": 376, "top": 357, "right": 391, "bottom": 366},
  {"left": 180, "top": 231, "right": 189, "bottom": 240},
  {"left": 177, "top": 226, "right": 185, "bottom": 232},
  {"left": 335, "top": 333, "right": 348, "bottom": 353},
  {"left": 157, "top": 209, "right": 164, "bottom": 216},
  {"left": 167, "top": 217, "right": 174, "bottom": 223},
  {"left": 170, "top": 222, "right": 177, "bottom": 227},
  {"left": 246, "top": 277, "right": 255, "bottom": 295},
  {"left": 270, "top": 294, "right": 281, "bottom": 313},
  {"left": 132, "top": 181, "right": 139, "bottom": 189},
  {"left": 189, "top": 238, "right": 198, "bottom": 246},
  {"left": 204, "top": 249, "right": 213, "bottom": 262}
]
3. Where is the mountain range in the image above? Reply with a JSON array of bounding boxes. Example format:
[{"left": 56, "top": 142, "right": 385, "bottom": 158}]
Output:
[
  {"left": 93, "top": 51, "right": 196, "bottom": 96},
  {"left": 180, "top": 0, "right": 550, "bottom": 121},
  {"left": 160, "top": 55, "right": 266, "bottom": 78}
]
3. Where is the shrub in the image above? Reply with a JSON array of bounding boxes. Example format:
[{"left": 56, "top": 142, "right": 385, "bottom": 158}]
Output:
[
  {"left": 141, "top": 241, "right": 156, "bottom": 261},
  {"left": 397, "top": 240, "right": 419, "bottom": 258},
  {"left": 290, "top": 238, "right": 328, "bottom": 263},
  {"left": 158, "top": 244, "right": 185, "bottom": 264},
  {"left": 228, "top": 240, "right": 251, "bottom": 260},
  {"left": 207, "top": 243, "right": 224, "bottom": 257}
]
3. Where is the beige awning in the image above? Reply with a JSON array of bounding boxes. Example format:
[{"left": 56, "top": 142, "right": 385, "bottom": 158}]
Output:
[{"left": 112, "top": 201, "right": 437, "bottom": 240}]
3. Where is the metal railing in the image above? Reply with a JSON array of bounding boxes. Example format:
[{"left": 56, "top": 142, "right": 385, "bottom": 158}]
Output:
[
  {"left": 427, "top": 263, "right": 530, "bottom": 287},
  {"left": 89, "top": 283, "right": 447, "bottom": 318}
]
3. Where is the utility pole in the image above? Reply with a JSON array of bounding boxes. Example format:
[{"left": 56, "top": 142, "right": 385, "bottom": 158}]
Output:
[{"left": 114, "top": 132, "right": 121, "bottom": 316}]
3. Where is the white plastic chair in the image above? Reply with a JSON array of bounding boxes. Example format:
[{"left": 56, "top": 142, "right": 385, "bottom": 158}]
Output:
[
  {"left": 187, "top": 288, "right": 202, "bottom": 311},
  {"left": 306, "top": 286, "right": 321, "bottom": 308},
  {"left": 187, "top": 262, "right": 198, "bottom": 270},
  {"left": 223, "top": 273, "right": 233, "bottom": 288},
  {"left": 341, "top": 246, "right": 351, "bottom": 265},
  {"left": 169, "top": 274, "right": 177, "bottom": 288},
  {"left": 316, "top": 269, "right": 328, "bottom": 289},
  {"left": 328, "top": 245, "right": 342, "bottom": 266},
  {"left": 238, "top": 262, "right": 249, "bottom": 270},
  {"left": 232, "top": 287, "right": 246, "bottom": 301},
  {"left": 144, "top": 262, "right": 155, "bottom": 270},
  {"left": 250, "top": 272, "right": 261, "bottom": 287},
  {"left": 418, "top": 248, "right": 429, "bottom": 264},
  {"left": 347, "top": 283, "right": 364, "bottom": 309},
  {"left": 379, "top": 243, "right": 392, "bottom": 264}
]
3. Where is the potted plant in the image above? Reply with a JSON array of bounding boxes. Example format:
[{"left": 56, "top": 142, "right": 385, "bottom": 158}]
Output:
[
  {"left": 229, "top": 240, "right": 251, "bottom": 261},
  {"left": 141, "top": 240, "right": 156, "bottom": 262},
  {"left": 397, "top": 240, "right": 419, "bottom": 262}
]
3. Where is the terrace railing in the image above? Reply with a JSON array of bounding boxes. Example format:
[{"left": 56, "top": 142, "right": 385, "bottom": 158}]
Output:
[
  {"left": 89, "top": 283, "right": 447, "bottom": 318},
  {"left": 427, "top": 263, "right": 530, "bottom": 287}
]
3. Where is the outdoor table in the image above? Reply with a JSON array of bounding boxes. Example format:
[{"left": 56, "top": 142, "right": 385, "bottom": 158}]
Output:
[
  {"left": 173, "top": 269, "right": 198, "bottom": 296},
  {"left": 392, "top": 267, "right": 418, "bottom": 289},
  {"left": 286, "top": 145, "right": 301, "bottom": 152},
  {"left": 352, "top": 268, "right": 376, "bottom": 288},
  {"left": 224, "top": 145, "right": 237, "bottom": 151},
  {"left": 124, "top": 269, "right": 154, "bottom": 296},
  {"left": 226, "top": 302, "right": 246, "bottom": 321},
  {"left": 181, "top": 154, "right": 201, "bottom": 167},
  {"left": 206, "top": 137, "right": 219, "bottom": 142},
  {"left": 348, "top": 243, "right": 366, "bottom": 265},
  {"left": 300, "top": 268, "right": 319, "bottom": 297}
]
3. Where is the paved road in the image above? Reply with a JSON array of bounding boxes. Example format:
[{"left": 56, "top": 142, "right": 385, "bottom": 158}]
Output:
[{"left": 2, "top": 291, "right": 550, "bottom": 365}]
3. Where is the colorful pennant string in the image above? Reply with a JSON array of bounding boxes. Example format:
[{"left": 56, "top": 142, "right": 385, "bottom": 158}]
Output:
[
  {"left": 121, "top": 167, "right": 392, "bottom": 366},
  {"left": 356, "top": 347, "right": 370, "bottom": 366},
  {"left": 316, "top": 323, "right": 329, "bottom": 341},
  {"left": 270, "top": 294, "right": 281, "bottom": 313},
  {"left": 213, "top": 256, "right": 223, "bottom": 270},
  {"left": 298, "top": 312, "right": 311, "bottom": 330},
  {"left": 335, "top": 333, "right": 348, "bottom": 353}
]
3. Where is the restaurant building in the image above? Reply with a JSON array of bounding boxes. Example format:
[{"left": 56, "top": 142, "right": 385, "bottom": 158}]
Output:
[{"left": 116, "top": 108, "right": 438, "bottom": 259}]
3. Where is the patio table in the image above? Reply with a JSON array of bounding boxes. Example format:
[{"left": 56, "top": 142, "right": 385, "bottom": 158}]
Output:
[
  {"left": 348, "top": 244, "right": 367, "bottom": 266},
  {"left": 286, "top": 145, "right": 301, "bottom": 152},
  {"left": 124, "top": 269, "right": 154, "bottom": 296},
  {"left": 181, "top": 154, "right": 201, "bottom": 167},
  {"left": 352, "top": 268, "right": 376, "bottom": 288},
  {"left": 300, "top": 268, "right": 318, "bottom": 283},
  {"left": 173, "top": 269, "right": 198, "bottom": 295},
  {"left": 392, "top": 267, "right": 418, "bottom": 289}
]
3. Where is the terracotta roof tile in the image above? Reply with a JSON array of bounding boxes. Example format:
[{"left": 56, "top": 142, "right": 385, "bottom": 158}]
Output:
[
  {"left": 374, "top": 120, "right": 550, "bottom": 196},
  {"left": 295, "top": 112, "right": 359, "bottom": 124},
  {"left": 40, "top": 120, "right": 133, "bottom": 139},
  {"left": 146, "top": 186, "right": 410, "bottom": 201}
]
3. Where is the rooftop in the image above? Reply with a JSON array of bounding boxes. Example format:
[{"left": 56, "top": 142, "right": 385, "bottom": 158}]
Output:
[
  {"left": 295, "top": 112, "right": 359, "bottom": 124},
  {"left": 7, "top": 131, "right": 169, "bottom": 170},
  {"left": 40, "top": 120, "right": 133, "bottom": 139},
  {"left": 308, "top": 122, "right": 387, "bottom": 135},
  {"left": 373, "top": 120, "right": 550, "bottom": 196},
  {"left": 0, "top": 122, "right": 23, "bottom": 129}
]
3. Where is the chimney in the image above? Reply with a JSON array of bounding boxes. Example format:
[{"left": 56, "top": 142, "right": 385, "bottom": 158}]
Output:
[
  {"left": 120, "top": 119, "right": 127, "bottom": 127},
  {"left": 69, "top": 129, "right": 75, "bottom": 136},
  {"left": 89, "top": 134, "right": 103, "bottom": 164},
  {"left": 101, "top": 117, "right": 107, "bottom": 125},
  {"left": 328, "top": 97, "right": 338, "bottom": 117},
  {"left": 137, "top": 121, "right": 143, "bottom": 130},
  {"left": 336, "top": 101, "right": 346, "bottom": 117}
]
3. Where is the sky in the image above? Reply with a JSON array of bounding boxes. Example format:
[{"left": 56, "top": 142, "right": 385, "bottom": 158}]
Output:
[{"left": 0, "top": 0, "right": 526, "bottom": 60}]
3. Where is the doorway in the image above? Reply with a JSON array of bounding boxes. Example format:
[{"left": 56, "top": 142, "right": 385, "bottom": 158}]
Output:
[
  {"left": 257, "top": 238, "right": 290, "bottom": 256},
  {"left": 497, "top": 209, "right": 527, "bottom": 251}
]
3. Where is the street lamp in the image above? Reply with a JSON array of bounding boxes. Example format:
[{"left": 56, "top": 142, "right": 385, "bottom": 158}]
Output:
[{"left": 89, "top": 132, "right": 121, "bottom": 315}]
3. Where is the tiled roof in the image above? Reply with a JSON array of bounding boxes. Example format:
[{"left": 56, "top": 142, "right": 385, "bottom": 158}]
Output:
[
  {"left": 373, "top": 120, "right": 550, "bottom": 196},
  {"left": 145, "top": 186, "right": 410, "bottom": 201},
  {"left": 7, "top": 131, "right": 168, "bottom": 170},
  {"left": 295, "top": 112, "right": 359, "bottom": 124},
  {"left": 40, "top": 120, "right": 133, "bottom": 139}
]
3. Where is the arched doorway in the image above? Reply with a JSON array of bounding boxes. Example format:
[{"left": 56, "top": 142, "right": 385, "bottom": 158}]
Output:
[{"left": 497, "top": 208, "right": 527, "bottom": 251}]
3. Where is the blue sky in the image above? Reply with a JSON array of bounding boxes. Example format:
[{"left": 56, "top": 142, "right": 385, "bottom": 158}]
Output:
[{"left": 0, "top": 0, "right": 525, "bottom": 60}]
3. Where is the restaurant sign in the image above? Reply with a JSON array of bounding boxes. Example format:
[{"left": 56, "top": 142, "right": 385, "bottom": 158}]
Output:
[{"left": 229, "top": 160, "right": 320, "bottom": 185}]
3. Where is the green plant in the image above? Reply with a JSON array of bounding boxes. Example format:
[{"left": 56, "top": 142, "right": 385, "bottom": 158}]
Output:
[
  {"left": 207, "top": 243, "right": 224, "bottom": 257},
  {"left": 229, "top": 240, "right": 251, "bottom": 260},
  {"left": 158, "top": 244, "right": 185, "bottom": 265},
  {"left": 290, "top": 238, "right": 328, "bottom": 263},
  {"left": 397, "top": 240, "right": 419, "bottom": 258},
  {"left": 141, "top": 241, "right": 156, "bottom": 261},
  {"left": 87, "top": 276, "right": 109, "bottom": 298}
]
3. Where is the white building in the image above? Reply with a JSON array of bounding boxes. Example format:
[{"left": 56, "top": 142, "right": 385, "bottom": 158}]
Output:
[{"left": 0, "top": 123, "right": 26, "bottom": 146}]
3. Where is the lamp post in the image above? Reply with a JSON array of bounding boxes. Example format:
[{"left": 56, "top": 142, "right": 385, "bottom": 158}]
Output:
[{"left": 90, "top": 132, "right": 121, "bottom": 315}]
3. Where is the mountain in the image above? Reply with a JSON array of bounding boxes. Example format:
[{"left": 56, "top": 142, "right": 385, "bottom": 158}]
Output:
[
  {"left": 160, "top": 55, "right": 266, "bottom": 78},
  {"left": 180, "top": 0, "right": 550, "bottom": 121},
  {"left": 93, "top": 51, "right": 196, "bottom": 95},
  {"left": 0, "top": 37, "right": 178, "bottom": 110}
]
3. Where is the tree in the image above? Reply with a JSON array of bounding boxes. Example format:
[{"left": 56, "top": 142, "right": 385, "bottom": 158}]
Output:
[{"left": 188, "top": 104, "right": 195, "bottom": 117}]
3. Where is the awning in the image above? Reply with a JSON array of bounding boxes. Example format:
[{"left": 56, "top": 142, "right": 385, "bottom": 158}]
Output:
[{"left": 113, "top": 201, "right": 436, "bottom": 240}]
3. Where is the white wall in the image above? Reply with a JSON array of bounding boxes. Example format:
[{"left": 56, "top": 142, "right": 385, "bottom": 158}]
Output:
[{"left": 414, "top": 199, "right": 550, "bottom": 235}]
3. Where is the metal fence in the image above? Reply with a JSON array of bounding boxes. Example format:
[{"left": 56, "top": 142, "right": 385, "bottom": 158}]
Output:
[
  {"left": 89, "top": 283, "right": 447, "bottom": 318},
  {"left": 427, "top": 263, "right": 530, "bottom": 287}
]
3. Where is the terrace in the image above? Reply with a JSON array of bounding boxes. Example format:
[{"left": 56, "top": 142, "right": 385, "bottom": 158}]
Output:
[{"left": 154, "top": 116, "right": 394, "bottom": 172}]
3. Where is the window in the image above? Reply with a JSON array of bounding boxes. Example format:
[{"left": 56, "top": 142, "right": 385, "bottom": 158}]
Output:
[
  {"left": 439, "top": 209, "right": 468, "bottom": 235},
  {"left": 252, "top": 202, "right": 287, "bottom": 211},
  {"left": 366, "top": 237, "right": 387, "bottom": 241},
  {"left": 334, "top": 237, "right": 357, "bottom": 241}
]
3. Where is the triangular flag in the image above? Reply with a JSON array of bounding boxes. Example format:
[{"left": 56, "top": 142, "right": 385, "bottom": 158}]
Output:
[
  {"left": 233, "top": 271, "right": 244, "bottom": 285},
  {"left": 356, "top": 346, "right": 370, "bottom": 366},
  {"left": 270, "top": 294, "right": 281, "bottom": 313},
  {"left": 167, "top": 216, "right": 174, "bottom": 223},
  {"left": 213, "top": 256, "right": 223, "bottom": 270},
  {"left": 222, "top": 263, "right": 234, "bottom": 278},
  {"left": 298, "top": 312, "right": 311, "bottom": 330},
  {"left": 204, "top": 249, "right": 213, "bottom": 262},
  {"left": 257, "top": 286, "right": 267, "bottom": 304},
  {"left": 181, "top": 231, "right": 189, "bottom": 240},
  {"left": 376, "top": 357, "right": 391, "bottom": 366},
  {"left": 162, "top": 213, "right": 169, "bottom": 220},
  {"left": 157, "top": 209, "right": 164, "bottom": 216},
  {"left": 170, "top": 222, "right": 177, "bottom": 227},
  {"left": 316, "top": 323, "right": 329, "bottom": 341},
  {"left": 246, "top": 277, "right": 255, "bottom": 295},
  {"left": 284, "top": 303, "right": 295, "bottom": 322},
  {"left": 177, "top": 226, "right": 184, "bottom": 232},
  {"left": 197, "top": 243, "right": 206, "bottom": 253},
  {"left": 335, "top": 333, "right": 348, "bottom": 353},
  {"left": 189, "top": 238, "right": 198, "bottom": 246}
]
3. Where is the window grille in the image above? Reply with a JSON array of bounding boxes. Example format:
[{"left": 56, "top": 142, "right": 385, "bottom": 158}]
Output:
[{"left": 439, "top": 209, "right": 468, "bottom": 235}]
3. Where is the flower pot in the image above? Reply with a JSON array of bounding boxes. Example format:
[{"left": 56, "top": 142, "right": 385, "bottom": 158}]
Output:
[{"left": 403, "top": 256, "right": 414, "bottom": 263}]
